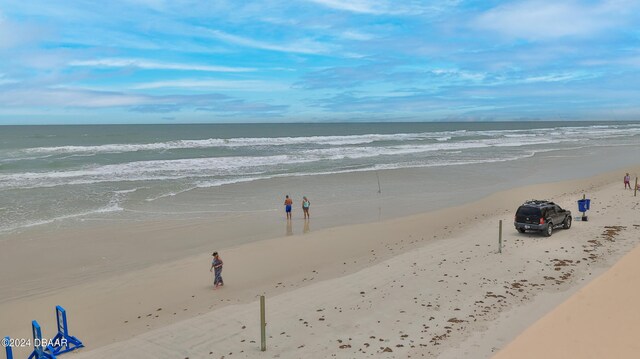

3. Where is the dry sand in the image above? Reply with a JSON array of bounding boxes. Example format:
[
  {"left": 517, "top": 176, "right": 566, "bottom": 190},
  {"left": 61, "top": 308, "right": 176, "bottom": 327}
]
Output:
[
  {"left": 492, "top": 226, "right": 640, "bottom": 359},
  {"left": 2, "top": 167, "right": 640, "bottom": 358}
]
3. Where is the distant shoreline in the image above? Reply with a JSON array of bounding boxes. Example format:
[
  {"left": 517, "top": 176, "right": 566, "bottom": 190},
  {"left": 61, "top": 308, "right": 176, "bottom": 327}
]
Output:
[{"left": 3, "top": 119, "right": 640, "bottom": 126}]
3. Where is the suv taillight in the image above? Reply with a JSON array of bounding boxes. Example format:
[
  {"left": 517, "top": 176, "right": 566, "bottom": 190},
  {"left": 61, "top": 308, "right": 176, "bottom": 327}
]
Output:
[{"left": 539, "top": 217, "right": 545, "bottom": 224}]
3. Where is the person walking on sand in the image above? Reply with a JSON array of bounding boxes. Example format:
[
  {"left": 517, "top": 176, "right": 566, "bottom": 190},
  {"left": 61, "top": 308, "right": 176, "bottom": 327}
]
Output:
[
  {"left": 302, "top": 196, "right": 311, "bottom": 219},
  {"left": 210, "top": 251, "right": 224, "bottom": 289},
  {"left": 284, "top": 195, "right": 293, "bottom": 220},
  {"left": 624, "top": 173, "right": 631, "bottom": 189}
]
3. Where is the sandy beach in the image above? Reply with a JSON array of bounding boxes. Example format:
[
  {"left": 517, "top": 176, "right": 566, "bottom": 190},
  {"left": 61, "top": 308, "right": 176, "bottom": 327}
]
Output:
[{"left": 2, "top": 163, "right": 639, "bottom": 358}]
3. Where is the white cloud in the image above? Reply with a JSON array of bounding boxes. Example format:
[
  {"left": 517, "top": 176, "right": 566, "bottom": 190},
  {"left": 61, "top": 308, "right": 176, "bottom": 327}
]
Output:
[
  {"left": 68, "top": 58, "right": 255, "bottom": 72},
  {"left": 0, "top": 88, "right": 147, "bottom": 107},
  {"left": 305, "top": 0, "right": 459, "bottom": 15},
  {"left": 0, "top": 16, "right": 48, "bottom": 49},
  {"left": 581, "top": 54, "right": 640, "bottom": 68},
  {"left": 0, "top": 86, "right": 288, "bottom": 114},
  {"left": 0, "top": 73, "right": 18, "bottom": 85},
  {"left": 131, "top": 79, "right": 290, "bottom": 91},
  {"left": 340, "top": 30, "right": 374, "bottom": 41},
  {"left": 306, "top": 0, "right": 390, "bottom": 14},
  {"left": 522, "top": 73, "right": 586, "bottom": 83},
  {"left": 431, "top": 69, "right": 486, "bottom": 81},
  {"left": 208, "top": 30, "right": 333, "bottom": 55},
  {"left": 124, "top": 0, "right": 167, "bottom": 11},
  {"left": 474, "top": 0, "right": 632, "bottom": 40}
]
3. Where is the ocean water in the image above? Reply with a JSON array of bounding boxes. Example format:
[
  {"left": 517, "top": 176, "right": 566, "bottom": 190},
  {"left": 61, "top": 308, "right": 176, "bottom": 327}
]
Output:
[{"left": 1, "top": 121, "right": 639, "bottom": 234}]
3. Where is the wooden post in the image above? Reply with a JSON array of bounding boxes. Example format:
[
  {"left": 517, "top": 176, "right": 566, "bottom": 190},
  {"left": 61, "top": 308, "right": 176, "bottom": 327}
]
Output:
[
  {"left": 260, "top": 295, "right": 266, "bottom": 352},
  {"left": 498, "top": 220, "right": 503, "bottom": 254},
  {"left": 635, "top": 177, "right": 638, "bottom": 197}
]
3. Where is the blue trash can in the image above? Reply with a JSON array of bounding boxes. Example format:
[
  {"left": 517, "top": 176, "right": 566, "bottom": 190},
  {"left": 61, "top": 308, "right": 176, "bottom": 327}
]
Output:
[{"left": 578, "top": 199, "right": 591, "bottom": 212}]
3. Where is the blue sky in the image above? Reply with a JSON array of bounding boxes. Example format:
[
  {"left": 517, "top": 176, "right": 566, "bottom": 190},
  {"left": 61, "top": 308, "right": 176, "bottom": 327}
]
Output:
[{"left": 0, "top": 0, "right": 639, "bottom": 124}]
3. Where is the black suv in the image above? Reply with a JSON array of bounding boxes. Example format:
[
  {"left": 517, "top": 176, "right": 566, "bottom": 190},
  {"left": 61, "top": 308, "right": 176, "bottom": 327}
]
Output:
[{"left": 514, "top": 200, "right": 572, "bottom": 237}]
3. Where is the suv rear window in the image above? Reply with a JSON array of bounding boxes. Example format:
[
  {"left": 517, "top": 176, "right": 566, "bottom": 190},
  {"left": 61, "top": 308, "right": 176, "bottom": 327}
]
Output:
[{"left": 516, "top": 207, "right": 541, "bottom": 216}]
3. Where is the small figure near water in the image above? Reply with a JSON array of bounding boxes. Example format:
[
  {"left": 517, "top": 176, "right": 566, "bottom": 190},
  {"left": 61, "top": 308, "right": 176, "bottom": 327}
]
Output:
[
  {"left": 302, "top": 196, "right": 311, "bottom": 219},
  {"left": 284, "top": 195, "right": 293, "bottom": 219},
  {"left": 210, "top": 251, "right": 224, "bottom": 289},
  {"left": 624, "top": 173, "right": 631, "bottom": 189}
]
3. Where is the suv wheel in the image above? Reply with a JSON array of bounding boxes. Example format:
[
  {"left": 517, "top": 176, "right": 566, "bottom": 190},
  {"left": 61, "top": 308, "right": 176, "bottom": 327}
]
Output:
[
  {"left": 563, "top": 216, "right": 572, "bottom": 229},
  {"left": 544, "top": 223, "right": 553, "bottom": 237},
  {"left": 517, "top": 228, "right": 526, "bottom": 233}
]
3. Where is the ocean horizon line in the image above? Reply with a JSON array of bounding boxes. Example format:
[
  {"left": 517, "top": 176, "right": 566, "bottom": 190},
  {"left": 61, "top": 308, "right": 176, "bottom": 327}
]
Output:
[{"left": 2, "top": 119, "right": 640, "bottom": 126}]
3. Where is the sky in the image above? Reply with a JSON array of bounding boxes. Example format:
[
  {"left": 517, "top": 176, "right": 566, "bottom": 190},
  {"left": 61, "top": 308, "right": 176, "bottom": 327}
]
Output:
[{"left": 0, "top": 0, "right": 639, "bottom": 124}]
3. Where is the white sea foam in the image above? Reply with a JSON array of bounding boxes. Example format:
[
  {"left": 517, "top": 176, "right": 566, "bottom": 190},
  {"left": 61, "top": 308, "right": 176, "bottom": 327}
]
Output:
[
  {"left": 19, "top": 132, "right": 446, "bottom": 155},
  {"left": 1, "top": 124, "right": 639, "bottom": 192},
  {"left": 2, "top": 128, "right": 636, "bottom": 191},
  {"left": 159, "top": 144, "right": 581, "bottom": 195},
  {"left": 0, "top": 140, "right": 521, "bottom": 189},
  {"left": 0, "top": 154, "right": 320, "bottom": 189},
  {"left": 113, "top": 188, "right": 143, "bottom": 194},
  {"left": 0, "top": 202, "right": 124, "bottom": 234},
  {"left": 2, "top": 124, "right": 636, "bottom": 161}
]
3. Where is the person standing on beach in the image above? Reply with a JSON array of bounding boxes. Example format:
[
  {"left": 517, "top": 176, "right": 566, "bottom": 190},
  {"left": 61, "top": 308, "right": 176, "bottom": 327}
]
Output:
[
  {"left": 210, "top": 251, "right": 224, "bottom": 289},
  {"left": 302, "top": 196, "right": 311, "bottom": 219},
  {"left": 624, "top": 173, "right": 631, "bottom": 189},
  {"left": 284, "top": 195, "right": 293, "bottom": 219}
]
